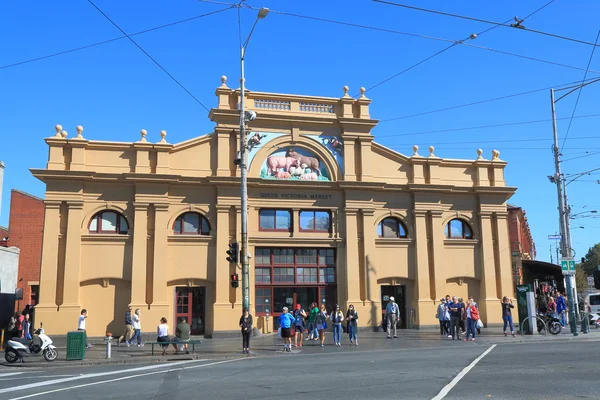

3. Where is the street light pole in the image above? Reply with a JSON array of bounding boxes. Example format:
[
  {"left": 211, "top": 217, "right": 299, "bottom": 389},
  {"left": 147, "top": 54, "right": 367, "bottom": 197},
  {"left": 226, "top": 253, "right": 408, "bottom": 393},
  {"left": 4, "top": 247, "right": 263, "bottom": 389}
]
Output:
[
  {"left": 238, "top": 7, "right": 269, "bottom": 313},
  {"left": 550, "top": 88, "right": 578, "bottom": 335}
]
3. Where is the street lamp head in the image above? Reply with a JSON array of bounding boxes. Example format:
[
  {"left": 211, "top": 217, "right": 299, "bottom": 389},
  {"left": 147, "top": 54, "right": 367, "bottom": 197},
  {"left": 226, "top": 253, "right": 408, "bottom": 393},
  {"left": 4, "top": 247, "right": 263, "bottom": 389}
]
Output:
[
  {"left": 257, "top": 7, "right": 269, "bottom": 19},
  {"left": 244, "top": 110, "right": 257, "bottom": 121}
]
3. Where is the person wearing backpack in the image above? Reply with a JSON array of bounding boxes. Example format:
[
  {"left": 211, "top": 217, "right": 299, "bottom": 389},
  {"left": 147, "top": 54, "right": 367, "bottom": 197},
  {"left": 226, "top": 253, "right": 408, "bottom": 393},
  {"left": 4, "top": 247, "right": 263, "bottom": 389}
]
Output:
[
  {"left": 330, "top": 305, "right": 345, "bottom": 346},
  {"left": 465, "top": 298, "right": 479, "bottom": 341},
  {"left": 293, "top": 304, "right": 307, "bottom": 348},
  {"left": 436, "top": 298, "right": 449, "bottom": 336}
]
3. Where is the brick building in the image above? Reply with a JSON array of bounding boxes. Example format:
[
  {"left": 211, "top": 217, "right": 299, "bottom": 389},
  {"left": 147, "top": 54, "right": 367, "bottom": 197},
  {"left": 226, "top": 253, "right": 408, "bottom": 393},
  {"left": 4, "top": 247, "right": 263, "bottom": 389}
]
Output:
[
  {"left": 4, "top": 190, "right": 45, "bottom": 310},
  {"left": 0, "top": 226, "right": 7, "bottom": 239},
  {"left": 507, "top": 204, "right": 536, "bottom": 290}
]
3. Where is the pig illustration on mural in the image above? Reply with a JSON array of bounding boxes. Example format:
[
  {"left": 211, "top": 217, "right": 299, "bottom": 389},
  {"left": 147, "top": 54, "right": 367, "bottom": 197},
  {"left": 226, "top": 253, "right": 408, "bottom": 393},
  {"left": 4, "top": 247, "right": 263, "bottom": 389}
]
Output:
[{"left": 266, "top": 156, "right": 299, "bottom": 175}]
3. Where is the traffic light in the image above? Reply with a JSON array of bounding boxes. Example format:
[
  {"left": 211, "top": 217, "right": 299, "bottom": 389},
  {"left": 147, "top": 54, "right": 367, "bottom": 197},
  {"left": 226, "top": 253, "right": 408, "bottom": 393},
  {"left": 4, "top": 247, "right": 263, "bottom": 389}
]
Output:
[
  {"left": 231, "top": 273, "right": 239, "bottom": 288},
  {"left": 594, "top": 271, "right": 600, "bottom": 290},
  {"left": 226, "top": 242, "right": 239, "bottom": 264}
]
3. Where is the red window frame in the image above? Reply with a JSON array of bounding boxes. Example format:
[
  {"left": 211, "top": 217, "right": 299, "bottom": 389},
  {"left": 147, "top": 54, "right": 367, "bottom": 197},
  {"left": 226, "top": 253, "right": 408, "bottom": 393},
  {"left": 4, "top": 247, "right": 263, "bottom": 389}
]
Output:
[
  {"left": 258, "top": 209, "right": 292, "bottom": 232},
  {"left": 377, "top": 217, "right": 408, "bottom": 238},
  {"left": 173, "top": 212, "right": 211, "bottom": 235},
  {"left": 298, "top": 210, "right": 331, "bottom": 232},
  {"left": 88, "top": 211, "right": 129, "bottom": 234},
  {"left": 255, "top": 287, "right": 272, "bottom": 314}
]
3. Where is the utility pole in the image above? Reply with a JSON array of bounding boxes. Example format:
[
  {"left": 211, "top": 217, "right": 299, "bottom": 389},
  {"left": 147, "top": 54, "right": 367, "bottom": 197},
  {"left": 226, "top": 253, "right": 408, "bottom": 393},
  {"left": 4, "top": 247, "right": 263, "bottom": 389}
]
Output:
[{"left": 550, "top": 88, "right": 578, "bottom": 336}]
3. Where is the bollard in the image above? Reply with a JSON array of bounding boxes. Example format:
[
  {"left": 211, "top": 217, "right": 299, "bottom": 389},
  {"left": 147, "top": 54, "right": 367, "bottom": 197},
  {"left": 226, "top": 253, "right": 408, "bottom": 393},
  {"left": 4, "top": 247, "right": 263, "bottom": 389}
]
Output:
[
  {"left": 105, "top": 333, "right": 112, "bottom": 359},
  {"left": 0, "top": 329, "right": 4, "bottom": 351}
]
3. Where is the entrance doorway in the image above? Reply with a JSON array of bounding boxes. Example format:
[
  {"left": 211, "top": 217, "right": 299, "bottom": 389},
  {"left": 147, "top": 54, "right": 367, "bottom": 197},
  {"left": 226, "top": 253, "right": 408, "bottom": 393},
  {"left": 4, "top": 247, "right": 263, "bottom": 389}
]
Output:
[
  {"left": 270, "top": 286, "right": 337, "bottom": 329},
  {"left": 175, "top": 287, "right": 206, "bottom": 335},
  {"left": 381, "top": 285, "right": 406, "bottom": 329}
]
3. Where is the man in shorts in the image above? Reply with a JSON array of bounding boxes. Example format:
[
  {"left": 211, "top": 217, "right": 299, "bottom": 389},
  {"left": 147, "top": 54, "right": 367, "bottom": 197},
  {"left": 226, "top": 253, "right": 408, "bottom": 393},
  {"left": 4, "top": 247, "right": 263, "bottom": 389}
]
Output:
[
  {"left": 278, "top": 306, "right": 295, "bottom": 352},
  {"left": 293, "top": 304, "right": 307, "bottom": 348}
]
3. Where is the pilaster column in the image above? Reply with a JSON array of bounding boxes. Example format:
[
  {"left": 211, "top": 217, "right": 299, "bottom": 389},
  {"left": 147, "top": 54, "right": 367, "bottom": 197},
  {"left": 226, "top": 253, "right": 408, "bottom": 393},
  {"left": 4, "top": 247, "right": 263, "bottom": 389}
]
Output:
[
  {"left": 344, "top": 208, "right": 362, "bottom": 304},
  {"left": 429, "top": 210, "right": 445, "bottom": 301},
  {"left": 361, "top": 208, "right": 381, "bottom": 325},
  {"left": 62, "top": 201, "right": 83, "bottom": 306},
  {"left": 38, "top": 201, "right": 62, "bottom": 307},
  {"left": 130, "top": 202, "right": 148, "bottom": 308},
  {"left": 215, "top": 128, "right": 232, "bottom": 177},
  {"left": 479, "top": 211, "right": 501, "bottom": 323},
  {"left": 413, "top": 210, "right": 431, "bottom": 301},
  {"left": 358, "top": 138, "right": 373, "bottom": 181},
  {"left": 342, "top": 139, "right": 356, "bottom": 181},
  {"left": 494, "top": 212, "right": 514, "bottom": 300},
  {"left": 151, "top": 204, "right": 169, "bottom": 307}
]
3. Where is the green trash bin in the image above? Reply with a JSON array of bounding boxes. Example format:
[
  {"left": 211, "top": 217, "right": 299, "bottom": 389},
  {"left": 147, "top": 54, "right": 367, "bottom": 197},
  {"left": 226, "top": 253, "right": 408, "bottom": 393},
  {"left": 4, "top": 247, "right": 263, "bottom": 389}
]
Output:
[{"left": 66, "top": 331, "right": 87, "bottom": 360}]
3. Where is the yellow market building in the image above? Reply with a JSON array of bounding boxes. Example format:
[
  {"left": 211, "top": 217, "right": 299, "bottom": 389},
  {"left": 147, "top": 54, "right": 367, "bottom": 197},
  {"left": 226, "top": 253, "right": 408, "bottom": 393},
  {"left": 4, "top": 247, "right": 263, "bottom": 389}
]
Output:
[{"left": 32, "top": 78, "right": 516, "bottom": 337}]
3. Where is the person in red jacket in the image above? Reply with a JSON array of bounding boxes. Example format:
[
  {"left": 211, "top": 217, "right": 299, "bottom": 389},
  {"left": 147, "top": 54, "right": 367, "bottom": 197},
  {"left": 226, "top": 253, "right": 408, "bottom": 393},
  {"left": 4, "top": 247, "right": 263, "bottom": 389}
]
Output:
[{"left": 465, "top": 299, "right": 479, "bottom": 341}]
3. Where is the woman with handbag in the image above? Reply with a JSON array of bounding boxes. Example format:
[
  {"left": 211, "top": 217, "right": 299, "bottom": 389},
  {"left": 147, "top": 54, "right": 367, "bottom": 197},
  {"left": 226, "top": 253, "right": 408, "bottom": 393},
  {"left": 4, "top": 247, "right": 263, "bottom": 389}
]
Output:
[
  {"left": 346, "top": 304, "right": 359, "bottom": 346},
  {"left": 239, "top": 308, "right": 253, "bottom": 354},
  {"left": 464, "top": 299, "right": 479, "bottom": 341},
  {"left": 316, "top": 304, "right": 328, "bottom": 347}
]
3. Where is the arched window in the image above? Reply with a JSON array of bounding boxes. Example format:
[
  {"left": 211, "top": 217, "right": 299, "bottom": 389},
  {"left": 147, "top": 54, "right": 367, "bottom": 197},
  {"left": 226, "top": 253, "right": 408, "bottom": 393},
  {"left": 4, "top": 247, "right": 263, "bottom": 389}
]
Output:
[
  {"left": 445, "top": 219, "right": 473, "bottom": 239},
  {"left": 89, "top": 211, "right": 129, "bottom": 234},
  {"left": 377, "top": 217, "right": 408, "bottom": 238},
  {"left": 173, "top": 212, "right": 210, "bottom": 235}
]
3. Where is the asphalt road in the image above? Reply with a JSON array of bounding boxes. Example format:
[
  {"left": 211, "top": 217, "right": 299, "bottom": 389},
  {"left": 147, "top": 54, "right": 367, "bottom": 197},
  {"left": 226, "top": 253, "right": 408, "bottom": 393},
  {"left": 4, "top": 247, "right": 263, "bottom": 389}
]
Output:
[{"left": 1, "top": 339, "right": 599, "bottom": 400}]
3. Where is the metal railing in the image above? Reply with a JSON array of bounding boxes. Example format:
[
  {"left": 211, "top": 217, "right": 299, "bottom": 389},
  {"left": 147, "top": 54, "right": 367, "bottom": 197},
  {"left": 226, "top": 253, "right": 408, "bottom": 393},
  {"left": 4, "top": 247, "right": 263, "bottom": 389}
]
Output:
[{"left": 519, "top": 316, "right": 547, "bottom": 336}]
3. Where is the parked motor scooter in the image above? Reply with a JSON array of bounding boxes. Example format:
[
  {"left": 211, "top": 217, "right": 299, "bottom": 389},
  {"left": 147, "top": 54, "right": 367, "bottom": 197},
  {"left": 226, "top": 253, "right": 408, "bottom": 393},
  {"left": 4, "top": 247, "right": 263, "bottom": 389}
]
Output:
[
  {"left": 536, "top": 312, "right": 562, "bottom": 335},
  {"left": 5, "top": 326, "right": 58, "bottom": 363}
]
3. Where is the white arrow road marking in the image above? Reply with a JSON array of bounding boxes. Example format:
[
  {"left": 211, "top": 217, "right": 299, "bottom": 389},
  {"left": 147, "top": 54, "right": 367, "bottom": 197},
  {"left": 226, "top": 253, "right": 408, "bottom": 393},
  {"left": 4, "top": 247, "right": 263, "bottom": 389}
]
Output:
[{"left": 0, "top": 373, "right": 24, "bottom": 378}]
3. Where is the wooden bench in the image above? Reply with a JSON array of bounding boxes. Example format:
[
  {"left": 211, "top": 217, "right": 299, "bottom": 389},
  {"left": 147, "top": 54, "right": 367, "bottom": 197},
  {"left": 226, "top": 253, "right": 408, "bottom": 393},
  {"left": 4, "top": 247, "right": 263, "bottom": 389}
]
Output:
[{"left": 146, "top": 340, "right": 202, "bottom": 356}]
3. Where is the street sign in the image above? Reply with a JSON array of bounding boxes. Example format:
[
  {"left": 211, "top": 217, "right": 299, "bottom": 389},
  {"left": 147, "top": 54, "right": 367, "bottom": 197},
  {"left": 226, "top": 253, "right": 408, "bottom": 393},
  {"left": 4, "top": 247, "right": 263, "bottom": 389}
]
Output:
[
  {"left": 588, "top": 276, "right": 595, "bottom": 286},
  {"left": 548, "top": 234, "right": 562, "bottom": 240},
  {"left": 561, "top": 259, "right": 576, "bottom": 275}
]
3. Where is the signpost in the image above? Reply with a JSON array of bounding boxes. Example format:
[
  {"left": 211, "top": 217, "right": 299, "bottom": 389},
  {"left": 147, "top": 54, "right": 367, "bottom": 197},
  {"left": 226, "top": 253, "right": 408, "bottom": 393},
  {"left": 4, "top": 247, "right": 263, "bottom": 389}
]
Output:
[
  {"left": 548, "top": 234, "right": 562, "bottom": 240},
  {"left": 561, "top": 258, "right": 576, "bottom": 275}
]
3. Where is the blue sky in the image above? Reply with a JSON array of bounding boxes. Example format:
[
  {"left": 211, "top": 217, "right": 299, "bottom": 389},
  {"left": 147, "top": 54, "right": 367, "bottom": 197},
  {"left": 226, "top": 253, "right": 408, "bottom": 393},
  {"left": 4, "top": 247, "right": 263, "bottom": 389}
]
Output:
[{"left": 1, "top": 0, "right": 599, "bottom": 262}]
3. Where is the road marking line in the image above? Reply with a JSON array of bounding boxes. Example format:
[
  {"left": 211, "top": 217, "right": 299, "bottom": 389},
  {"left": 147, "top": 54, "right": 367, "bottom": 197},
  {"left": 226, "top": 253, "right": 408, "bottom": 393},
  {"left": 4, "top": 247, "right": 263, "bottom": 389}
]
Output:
[
  {"left": 431, "top": 344, "right": 496, "bottom": 400},
  {"left": 9, "top": 358, "right": 247, "bottom": 400},
  {"left": 0, "top": 359, "right": 207, "bottom": 395}
]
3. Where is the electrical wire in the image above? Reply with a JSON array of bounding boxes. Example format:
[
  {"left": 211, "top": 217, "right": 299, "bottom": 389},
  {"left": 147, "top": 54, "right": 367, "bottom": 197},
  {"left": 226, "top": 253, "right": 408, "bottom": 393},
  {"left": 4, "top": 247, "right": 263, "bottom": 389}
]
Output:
[
  {"left": 0, "top": 6, "right": 234, "bottom": 70},
  {"left": 372, "top": 0, "right": 600, "bottom": 48},
  {"left": 376, "top": 113, "right": 600, "bottom": 137},
  {"left": 380, "top": 77, "right": 600, "bottom": 122},
  {"left": 561, "top": 30, "right": 600, "bottom": 149},
  {"left": 561, "top": 150, "right": 600, "bottom": 163},
  {"left": 393, "top": 136, "right": 600, "bottom": 146},
  {"left": 86, "top": 0, "right": 212, "bottom": 112}
]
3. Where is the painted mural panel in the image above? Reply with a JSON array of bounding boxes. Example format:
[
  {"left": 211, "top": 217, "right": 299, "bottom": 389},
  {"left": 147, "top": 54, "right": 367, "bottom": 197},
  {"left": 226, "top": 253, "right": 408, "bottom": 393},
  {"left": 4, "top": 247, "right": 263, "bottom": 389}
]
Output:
[{"left": 260, "top": 148, "right": 330, "bottom": 181}]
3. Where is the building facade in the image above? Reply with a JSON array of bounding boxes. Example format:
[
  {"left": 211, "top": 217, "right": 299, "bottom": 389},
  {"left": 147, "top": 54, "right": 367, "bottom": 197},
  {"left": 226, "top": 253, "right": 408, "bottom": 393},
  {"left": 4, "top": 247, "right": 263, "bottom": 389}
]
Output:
[
  {"left": 33, "top": 80, "right": 516, "bottom": 337},
  {"left": 507, "top": 204, "right": 536, "bottom": 289}
]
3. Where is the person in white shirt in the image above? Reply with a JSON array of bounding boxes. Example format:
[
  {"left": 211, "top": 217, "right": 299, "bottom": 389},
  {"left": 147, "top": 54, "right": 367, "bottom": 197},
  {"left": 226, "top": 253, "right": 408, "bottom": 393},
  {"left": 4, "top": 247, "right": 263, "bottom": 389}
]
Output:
[
  {"left": 128, "top": 309, "right": 143, "bottom": 347},
  {"left": 157, "top": 317, "right": 171, "bottom": 355},
  {"left": 78, "top": 309, "right": 92, "bottom": 349}
]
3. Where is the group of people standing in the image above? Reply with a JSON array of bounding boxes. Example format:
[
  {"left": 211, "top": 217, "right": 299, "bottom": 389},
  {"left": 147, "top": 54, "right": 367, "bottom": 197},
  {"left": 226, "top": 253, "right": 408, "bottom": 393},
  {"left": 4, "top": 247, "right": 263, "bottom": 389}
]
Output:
[
  {"left": 7, "top": 305, "right": 34, "bottom": 340},
  {"left": 436, "top": 295, "right": 483, "bottom": 341},
  {"left": 538, "top": 290, "right": 567, "bottom": 326}
]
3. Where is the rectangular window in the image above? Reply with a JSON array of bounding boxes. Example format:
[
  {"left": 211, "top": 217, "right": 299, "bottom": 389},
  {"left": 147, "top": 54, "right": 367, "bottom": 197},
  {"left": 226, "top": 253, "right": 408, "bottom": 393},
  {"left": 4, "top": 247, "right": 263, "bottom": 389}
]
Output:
[
  {"left": 297, "top": 248, "right": 318, "bottom": 264},
  {"left": 319, "top": 267, "right": 336, "bottom": 283},
  {"left": 297, "top": 267, "right": 318, "bottom": 283},
  {"left": 259, "top": 209, "right": 291, "bottom": 231},
  {"left": 273, "top": 248, "right": 294, "bottom": 264},
  {"left": 318, "top": 249, "right": 335, "bottom": 266},
  {"left": 273, "top": 267, "right": 295, "bottom": 283},
  {"left": 255, "top": 287, "right": 272, "bottom": 314},
  {"left": 255, "top": 268, "right": 271, "bottom": 284},
  {"left": 299, "top": 210, "right": 331, "bottom": 232},
  {"left": 255, "top": 248, "right": 271, "bottom": 265}
]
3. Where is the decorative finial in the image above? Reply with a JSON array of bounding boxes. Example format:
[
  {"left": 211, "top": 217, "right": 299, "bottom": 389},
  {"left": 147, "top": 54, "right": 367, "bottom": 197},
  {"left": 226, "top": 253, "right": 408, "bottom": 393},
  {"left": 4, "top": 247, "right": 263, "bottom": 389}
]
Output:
[
  {"left": 492, "top": 149, "right": 500, "bottom": 160},
  {"left": 75, "top": 125, "right": 84, "bottom": 140},
  {"left": 476, "top": 148, "right": 484, "bottom": 160},
  {"left": 159, "top": 130, "right": 167, "bottom": 144},
  {"left": 343, "top": 86, "right": 350, "bottom": 97},
  {"left": 428, "top": 146, "right": 435, "bottom": 157},
  {"left": 220, "top": 75, "right": 228, "bottom": 88},
  {"left": 55, "top": 124, "right": 63, "bottom": 138},
  {"left": 61, "top": 130, "right": 68, "bottom": 138},
  {"left": 359, "top": 87, "right": 366, "bottom": 99},
  {"left": 139, "top": 129, "right": 147, "bottom": 143},
  {"left": 412, "top": 145, "right": 419, "bottom": 156}
]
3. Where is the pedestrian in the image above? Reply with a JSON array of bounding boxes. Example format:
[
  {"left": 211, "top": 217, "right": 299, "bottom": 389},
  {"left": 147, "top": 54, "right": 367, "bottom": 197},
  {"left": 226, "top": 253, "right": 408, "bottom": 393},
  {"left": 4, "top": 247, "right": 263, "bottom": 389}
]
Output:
[
  {"left": 316, "top": 304, "right": 329, "bottom": 347},
  {"left": 307, "top": 302, "right": 319, "bottom": 341},
  {"left": 346, "top": 304, "right": 358, "bottom": 346},
  {"left": 464, "top": 298, "right": 478, "bottom": 341},
  {"left": 468, "top": 296, "right": 481, "bottom": 335},
  {"left": 330, "top": 304, "right": 344, "bottom": 346},
  {"left": 556, "top": 292, "right": 566, "bottom": 326},
  {"left": 546, "top": 297, "right": 557, "bottom": 315},
  {"left": 119, "top": 306, "right": 134, "bottom": 346},
  {"left": 157, "top": 317, "right": 171, "bottom": 355},
  {"left": 128, "top": 309, "right": 143, "bottom": 347},
  {"left": 239, "top": 308, "right": 253, "bottom": 354},
  {"left": 16, "top": 313, "right": 23, "bottom": 339},
  {"left": 448, "top": 297, "right": 463, "bottom": 340},
  {"left": 459, "top": 298, "right": 466, "bottom": 334},
  {"left": 78, "top": 309, "right": 93, "bottom": 348},
  {"left": 8, "top": 314, "right": 17, "bottom": 339},
  {"left": 278, "top": 306, "right": 295, "bottom": 352},
  {"left": 22, "top": 314, "right": 32, "bottom": 341},
  {"left": 436, "top": 298, "right": 449, "bottom": 336},
  {"left": 385, "top": 296, "right": 400, "bottom": 338},
  {"left": 501, "top": 296, "right": 515, "bottom": 337},
  {"left": 293, "top": 304, "right": 306, "bottom": 348},
  {"left": 175, "top": 317, "right": 191, "bottom": 354}
]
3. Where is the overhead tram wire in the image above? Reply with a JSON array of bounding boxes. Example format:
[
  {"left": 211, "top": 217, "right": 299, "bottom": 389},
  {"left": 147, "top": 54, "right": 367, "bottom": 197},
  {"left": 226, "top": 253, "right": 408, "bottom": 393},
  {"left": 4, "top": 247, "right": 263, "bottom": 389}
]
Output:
[
  {"left": 0, "top": 6, "right": 234, "bottom": 70},
  {"left": 372, "top": 0, "right": 600, "bottom": 48},
  {"left": 561, "top": 151, "right": 600, "bottom": 163},
  {"left": 561, "top": 30, "right": 600, "bottom": 149},
  {"left": 380, "top": 77, "right": 600, "bottom": 122},
  {"left": 392, "top": 135, "right": 600, "bottom": 146},
  {"left": 86, "top": 0, "right": 212, "bottom": 112}
]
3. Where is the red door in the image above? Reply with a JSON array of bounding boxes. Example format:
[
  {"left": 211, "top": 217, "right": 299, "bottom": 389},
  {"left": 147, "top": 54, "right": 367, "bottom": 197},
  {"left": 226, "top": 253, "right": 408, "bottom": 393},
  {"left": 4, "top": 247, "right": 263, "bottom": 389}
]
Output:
[{"left": 175, "top": 287, "right": 206, "bottom": 335}]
